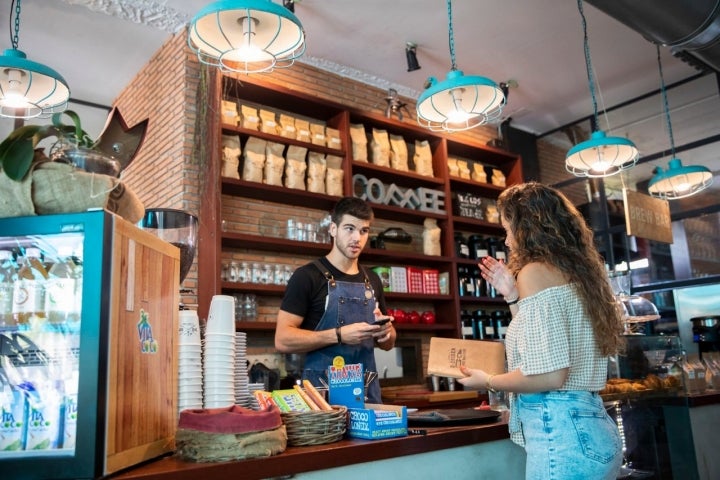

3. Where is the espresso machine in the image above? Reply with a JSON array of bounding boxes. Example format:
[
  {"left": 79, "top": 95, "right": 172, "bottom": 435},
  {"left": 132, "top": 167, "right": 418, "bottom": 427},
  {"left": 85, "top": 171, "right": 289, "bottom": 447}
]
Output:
[{"left": 691, "top": 315, "right": 720, "bottom": 360}]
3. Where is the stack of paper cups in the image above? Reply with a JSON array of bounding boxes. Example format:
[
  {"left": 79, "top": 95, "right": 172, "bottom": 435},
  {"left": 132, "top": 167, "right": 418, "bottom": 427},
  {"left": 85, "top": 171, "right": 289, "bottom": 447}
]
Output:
[
  {"left": 203, "top": 295, "right": 236, "bottom": 408},
  {"left": 234, "top": 332, "right": 252, "bottom": 407},
  {"left": 178, "top": 309, "right": 203, "bottom": 414}
]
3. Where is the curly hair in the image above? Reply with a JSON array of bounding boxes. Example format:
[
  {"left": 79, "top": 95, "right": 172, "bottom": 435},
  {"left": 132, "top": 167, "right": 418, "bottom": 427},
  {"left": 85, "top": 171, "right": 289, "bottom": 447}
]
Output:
[{"left": 497, "top": 182, "right": 624, "bottom": 356}]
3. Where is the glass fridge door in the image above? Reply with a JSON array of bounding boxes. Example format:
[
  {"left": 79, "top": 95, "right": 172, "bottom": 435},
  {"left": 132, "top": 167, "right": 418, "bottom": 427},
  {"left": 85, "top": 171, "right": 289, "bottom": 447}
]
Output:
[{"left": 1, "top": 230, "right": 84, "bottom": 459}]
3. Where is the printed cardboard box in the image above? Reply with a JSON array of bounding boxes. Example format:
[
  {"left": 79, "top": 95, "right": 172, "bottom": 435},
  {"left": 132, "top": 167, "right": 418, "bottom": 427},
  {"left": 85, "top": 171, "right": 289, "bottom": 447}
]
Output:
[
  {"left": 328, "top": 363, "right": 365, "bottom": 409},
  {"left": 347, "top": 404, "right": 407, "bottom": 440},
  {"left": 427, "top": 337, "right": 506, "bottom": 378}
]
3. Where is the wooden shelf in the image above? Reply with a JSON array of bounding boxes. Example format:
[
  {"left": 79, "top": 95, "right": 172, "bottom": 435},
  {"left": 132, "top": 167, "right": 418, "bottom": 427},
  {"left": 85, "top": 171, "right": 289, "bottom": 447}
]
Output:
[{"left": 198, "top": 73, "right": 524, "bottom": 339}]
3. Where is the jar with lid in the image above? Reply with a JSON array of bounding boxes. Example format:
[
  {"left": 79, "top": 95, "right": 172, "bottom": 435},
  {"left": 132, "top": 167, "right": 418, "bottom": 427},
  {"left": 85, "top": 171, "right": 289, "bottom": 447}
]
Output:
[
  {"left": 454, "top": 232, "right": 469, "bottom": 258},
  {"left": 238, "top": 262, "right": 250, "bottom": 283},
  {"left": 251, "top": 263, "right": 262, "bottom": 283},
  {"left": 273, "top": 264, "right": 285, "bottom": 285},
  {"left": 229, "top": 261, "right": 239, "bottom": 282},
  {"left": 261, "top": 264, "right": 273, "bottom": 284}
]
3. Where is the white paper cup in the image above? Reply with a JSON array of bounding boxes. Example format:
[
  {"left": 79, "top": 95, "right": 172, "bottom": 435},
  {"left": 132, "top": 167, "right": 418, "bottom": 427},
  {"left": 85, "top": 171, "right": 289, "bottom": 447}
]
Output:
[
  {"left": 206, "top": 295, "right": 236, "bottom": 335},
  {"left": 178, "top": 310, "right": 201, "bottom": 344}
]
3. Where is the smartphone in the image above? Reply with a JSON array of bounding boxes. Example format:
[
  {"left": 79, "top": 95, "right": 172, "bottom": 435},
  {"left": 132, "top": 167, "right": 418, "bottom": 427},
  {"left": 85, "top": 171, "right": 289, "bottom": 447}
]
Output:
[{"left": 373, "top": 316, "right": 392, "bottom": 326}]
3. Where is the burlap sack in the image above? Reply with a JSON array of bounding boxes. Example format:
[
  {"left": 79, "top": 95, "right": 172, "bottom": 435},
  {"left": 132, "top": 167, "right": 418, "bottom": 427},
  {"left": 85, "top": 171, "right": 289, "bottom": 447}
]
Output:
[{"left": 0, "top": 161, "right": 144, "bottom": 223}]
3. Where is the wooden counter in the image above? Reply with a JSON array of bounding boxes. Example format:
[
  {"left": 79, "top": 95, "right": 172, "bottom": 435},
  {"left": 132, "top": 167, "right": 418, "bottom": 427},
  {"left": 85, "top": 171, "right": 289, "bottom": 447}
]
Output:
[{"left": 107, "top": 413, "right": 511, "bottom": 480}]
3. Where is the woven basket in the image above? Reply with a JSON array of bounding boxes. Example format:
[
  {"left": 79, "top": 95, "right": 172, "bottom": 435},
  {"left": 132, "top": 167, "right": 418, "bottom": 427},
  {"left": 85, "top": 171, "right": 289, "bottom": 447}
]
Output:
[{"left": 280, "top": 406, "right": 348, "bottom": 446}]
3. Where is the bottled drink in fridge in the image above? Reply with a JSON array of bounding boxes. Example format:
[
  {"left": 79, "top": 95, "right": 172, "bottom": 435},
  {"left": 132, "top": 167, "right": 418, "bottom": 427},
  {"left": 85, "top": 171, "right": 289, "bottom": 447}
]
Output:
[
  {"left": 0, "top": 249, "right": 17, "bottom": 327},
  {"left": 12, "top": 247, "right": 49, "bottom": 326},
  {"left": 45, "top": 246, "right": 80, "bottom": 324}
]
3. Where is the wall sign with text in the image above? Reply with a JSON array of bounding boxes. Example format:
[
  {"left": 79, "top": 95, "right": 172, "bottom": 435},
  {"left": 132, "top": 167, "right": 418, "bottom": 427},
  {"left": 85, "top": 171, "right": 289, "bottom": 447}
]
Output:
[
  {"left": 623, "top": 189, "right": 673, "bottom": 244},
  {"left": 352, "top": 174, "right": 446, "bottom": 214}
]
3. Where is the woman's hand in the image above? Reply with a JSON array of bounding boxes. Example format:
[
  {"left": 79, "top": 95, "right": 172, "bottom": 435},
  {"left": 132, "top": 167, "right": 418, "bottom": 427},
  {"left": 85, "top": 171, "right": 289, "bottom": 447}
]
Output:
[
  {"left": 457, "top": 365, "right": 490, "bottom": 390},
  {"left": 479, "top": 256, "right": 518, "bottom": 300}
]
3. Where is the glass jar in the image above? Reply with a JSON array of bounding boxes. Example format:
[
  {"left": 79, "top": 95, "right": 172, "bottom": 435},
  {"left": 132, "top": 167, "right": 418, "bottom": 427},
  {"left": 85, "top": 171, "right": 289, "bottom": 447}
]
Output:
[
  {"left": 229, "top": 261, "right": 239, "bottom": 282},
  {"left": 273, "top": 264, "right": 285, "bottom": 285},
  {"left": 238, "top": 262, "right": 250, "bottom": 283},
  {"left": 251, "top": 263, "right": 262, "bottom": 283},
  {"left": 262, "top": 264, "right": 273, "bottom": 284}
]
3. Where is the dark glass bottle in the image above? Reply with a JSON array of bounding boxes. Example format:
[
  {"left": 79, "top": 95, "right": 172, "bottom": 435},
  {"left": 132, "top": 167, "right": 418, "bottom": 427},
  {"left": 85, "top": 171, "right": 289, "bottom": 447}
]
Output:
[
  {"left": 468, "top": 235, "right": 487, "bottom": 260},
  {"left": 454, "top": 232, "right": 469, "bottom": 258}
]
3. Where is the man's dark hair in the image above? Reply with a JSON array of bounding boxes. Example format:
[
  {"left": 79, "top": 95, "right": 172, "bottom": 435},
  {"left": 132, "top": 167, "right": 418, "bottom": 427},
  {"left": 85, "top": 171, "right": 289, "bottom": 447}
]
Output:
[{"left": 330, "top": 197, "right": 374, "bottom": 224}]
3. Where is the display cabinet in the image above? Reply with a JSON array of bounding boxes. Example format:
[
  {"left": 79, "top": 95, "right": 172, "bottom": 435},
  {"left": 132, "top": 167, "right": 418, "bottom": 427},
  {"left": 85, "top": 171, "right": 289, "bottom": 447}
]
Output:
[{"left": 197, "top": 72, "right": 522, "bottom": 338}]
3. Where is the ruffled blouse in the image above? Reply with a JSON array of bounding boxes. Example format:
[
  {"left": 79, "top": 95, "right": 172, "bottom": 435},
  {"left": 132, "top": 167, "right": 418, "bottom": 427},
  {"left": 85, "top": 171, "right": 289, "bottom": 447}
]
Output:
[{"left": 505, "top": 283, "right": 608, "bottom": 446}]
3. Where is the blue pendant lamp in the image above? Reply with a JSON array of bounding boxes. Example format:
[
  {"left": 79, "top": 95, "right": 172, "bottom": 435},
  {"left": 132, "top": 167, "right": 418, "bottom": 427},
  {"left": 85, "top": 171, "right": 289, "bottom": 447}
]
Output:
[
  {"left": 648, "top": 46, "right": 713, "bottom": 200},
  {"left": 565, "top": 0, "right": 638, "bottom": 177},
  {"left": 416, "top": 0, "right": 505, "bottom": 132},
  {"left": 0, "top": 0, "right": 70, "bottom": 119},
  {"left": 188, "top": 0, "right": 305, "bottom": 74}
]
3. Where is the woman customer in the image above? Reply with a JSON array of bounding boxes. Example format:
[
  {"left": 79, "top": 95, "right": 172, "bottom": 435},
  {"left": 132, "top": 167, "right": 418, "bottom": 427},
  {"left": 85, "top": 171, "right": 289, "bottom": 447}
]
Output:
[{"left": 458, "top": 181, "right": 624, "bottom": 480}]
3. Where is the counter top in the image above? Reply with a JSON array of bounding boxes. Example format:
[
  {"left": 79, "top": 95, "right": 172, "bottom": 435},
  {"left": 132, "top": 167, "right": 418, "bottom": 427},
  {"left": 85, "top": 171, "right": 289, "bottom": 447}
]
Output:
[{"left": 107, "top": 412, "right": 510, "bottom": 480}]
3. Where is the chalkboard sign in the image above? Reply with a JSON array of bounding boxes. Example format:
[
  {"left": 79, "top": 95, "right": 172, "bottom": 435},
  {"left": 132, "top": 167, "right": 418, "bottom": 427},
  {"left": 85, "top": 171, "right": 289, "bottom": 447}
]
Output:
[{"left": 453, "top": 192, "right": 485, "bottom": 220}]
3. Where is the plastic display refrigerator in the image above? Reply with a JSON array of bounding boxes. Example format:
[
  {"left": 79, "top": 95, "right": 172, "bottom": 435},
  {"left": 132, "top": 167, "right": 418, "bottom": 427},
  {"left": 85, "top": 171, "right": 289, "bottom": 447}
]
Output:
[{"left": 0, "top": 210, "right": 179, "bottom": 479}]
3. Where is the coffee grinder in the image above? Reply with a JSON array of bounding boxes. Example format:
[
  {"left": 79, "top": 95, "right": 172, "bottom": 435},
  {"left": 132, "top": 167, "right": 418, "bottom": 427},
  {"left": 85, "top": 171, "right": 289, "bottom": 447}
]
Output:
[{"left": 138, "top": 208, "right": 199, "bottom": 307}]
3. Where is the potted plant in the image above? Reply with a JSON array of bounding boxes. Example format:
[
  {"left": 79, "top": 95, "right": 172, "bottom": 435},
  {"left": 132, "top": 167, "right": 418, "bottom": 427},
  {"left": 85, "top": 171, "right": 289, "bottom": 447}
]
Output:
[{"left": 0, "top": 110, "right": 120, "bottom": 181}]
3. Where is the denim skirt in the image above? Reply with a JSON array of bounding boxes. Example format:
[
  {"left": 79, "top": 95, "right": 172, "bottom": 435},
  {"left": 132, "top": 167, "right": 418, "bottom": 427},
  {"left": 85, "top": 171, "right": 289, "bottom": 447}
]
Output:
[{"left": 516, "top": 391, "right": 622, "bottom": 480}]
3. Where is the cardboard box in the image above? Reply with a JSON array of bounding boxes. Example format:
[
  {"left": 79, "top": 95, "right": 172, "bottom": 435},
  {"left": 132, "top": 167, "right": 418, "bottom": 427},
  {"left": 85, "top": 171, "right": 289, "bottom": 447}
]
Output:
[
  {"left": 422, "top": 269, "right": 439, "bottom": 294},
  {"left": 407, "top": 267, "right": 424, "bottom": 294},
  {"left": 390, "top": 266, "right": 408, "bottom": 293},
  {"left": 427, "top": 337, "right": 506, "bottom": 378},
  {"left": 328, "top": 363, "right": 365, "bottom": 408},
  {"left": 347, "top": 404, "right": 407, "bottom": 440}
]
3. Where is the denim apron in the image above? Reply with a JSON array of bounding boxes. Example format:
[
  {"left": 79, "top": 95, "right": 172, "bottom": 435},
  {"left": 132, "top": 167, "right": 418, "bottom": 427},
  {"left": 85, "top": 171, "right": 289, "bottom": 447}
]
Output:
[{"left": 302, "top": 260, "right": 381, "bottom": 403}]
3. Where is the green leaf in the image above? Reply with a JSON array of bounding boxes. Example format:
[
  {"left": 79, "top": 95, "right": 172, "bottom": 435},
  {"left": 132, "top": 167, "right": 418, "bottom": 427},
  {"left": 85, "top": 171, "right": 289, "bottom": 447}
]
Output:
[{"left": 1, "top": 137, "right": 36, "bottom": 180}]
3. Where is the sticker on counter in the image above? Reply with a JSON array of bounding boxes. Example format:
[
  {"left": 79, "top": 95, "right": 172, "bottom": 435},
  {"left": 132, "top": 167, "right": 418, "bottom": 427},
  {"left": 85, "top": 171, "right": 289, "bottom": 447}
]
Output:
[{"left": 137, "top": 309, "right": 158, "bottom": 354}]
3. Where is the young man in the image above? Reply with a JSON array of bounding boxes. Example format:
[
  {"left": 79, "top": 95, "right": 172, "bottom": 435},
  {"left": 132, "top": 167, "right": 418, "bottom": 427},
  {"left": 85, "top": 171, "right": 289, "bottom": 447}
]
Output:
[{"left": 275, "top": 197, "right": 396, "bottom": 403}]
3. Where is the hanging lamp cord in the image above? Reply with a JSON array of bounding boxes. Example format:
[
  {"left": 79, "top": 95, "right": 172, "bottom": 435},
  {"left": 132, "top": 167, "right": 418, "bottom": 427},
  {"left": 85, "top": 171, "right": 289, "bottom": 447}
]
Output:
[
  {"left": 576, "top": 0, "right": 599, "bottom": 130},
  {"left": 446, "top": 0, "right": 457, "bottom": 71},
  {"left": 657, "top": 44, "right": 676, "bottom": 158},
  {"left": 10, "top": 0, "right": 21, "bottom": 50}
]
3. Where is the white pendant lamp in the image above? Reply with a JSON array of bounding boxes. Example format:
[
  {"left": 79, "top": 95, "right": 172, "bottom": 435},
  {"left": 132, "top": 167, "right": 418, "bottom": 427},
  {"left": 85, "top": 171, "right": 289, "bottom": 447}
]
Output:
[
  {"left": 565, "top": 0, "right": 638, "bottom": 177},
  {"left": 416, "top": 0, "right": 505, "bottom": 132},
  {"left": 0, "top": 0, "right": 70, "bottom": 119},
  {"left": 188, "top": 0, "right": 305, "bottom": 74},
  {"left": 647, "top": 45, "right": 713, "bottom": 200}
]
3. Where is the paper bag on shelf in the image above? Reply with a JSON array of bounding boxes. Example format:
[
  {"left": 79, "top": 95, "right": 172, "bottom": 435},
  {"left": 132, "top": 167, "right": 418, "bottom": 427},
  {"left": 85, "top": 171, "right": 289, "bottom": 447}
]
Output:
[{"left": 427, "top": 337, "right": 506, "bottom": 379}]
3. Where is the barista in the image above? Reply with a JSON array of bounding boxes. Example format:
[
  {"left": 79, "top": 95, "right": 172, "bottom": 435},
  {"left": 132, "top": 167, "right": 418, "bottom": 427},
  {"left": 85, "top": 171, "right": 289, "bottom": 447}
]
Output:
[{"left": 274, "top": 197, "right": 396, "bottom": 403}]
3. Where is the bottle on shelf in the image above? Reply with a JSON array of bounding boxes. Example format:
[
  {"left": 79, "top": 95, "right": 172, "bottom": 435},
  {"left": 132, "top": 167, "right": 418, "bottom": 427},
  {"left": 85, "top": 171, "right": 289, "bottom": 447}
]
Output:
[
  {"left": 45, "top": 246, "right": 81, "bottom": 324},
  {"left": 12, "top": 247, "right": 49, "bottom": 326},
  {"left": 0, "top": 250, "right": 17, "bottom": 327},
  {"left": 454, "top": 232, "right": 469, "bottom": 259},
  {"left": 468, "top": 235, "right": 488, "bottom": 260}
]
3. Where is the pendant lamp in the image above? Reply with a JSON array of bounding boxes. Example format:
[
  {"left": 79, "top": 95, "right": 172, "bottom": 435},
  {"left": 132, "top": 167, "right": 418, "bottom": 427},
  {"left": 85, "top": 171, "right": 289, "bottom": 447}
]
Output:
[
  {"left": 565, "top": 0, "right": 638, "bottom": 178},
  {"left": 416, "top": 0, "right": 505, "bottom": 132},
  {"left": 648, "top": 45, "right": 713, "bottom": 200},
  {"left": 0, "top": 0, "right": 70, "bottom": 119},
  {"left": 188, "top": 0, "right": 305, "bottom": 74}
]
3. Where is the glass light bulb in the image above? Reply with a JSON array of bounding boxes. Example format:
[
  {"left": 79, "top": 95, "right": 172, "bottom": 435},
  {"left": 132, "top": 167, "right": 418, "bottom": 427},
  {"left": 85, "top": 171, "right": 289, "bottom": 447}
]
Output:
[{"left": 0, "top": 68, "right": 31, "bottom": 108}]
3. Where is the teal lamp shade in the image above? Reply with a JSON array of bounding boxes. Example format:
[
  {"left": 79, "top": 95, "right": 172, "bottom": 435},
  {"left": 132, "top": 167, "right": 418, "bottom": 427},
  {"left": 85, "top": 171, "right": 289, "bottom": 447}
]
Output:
[
  {"left": 188, "top": 0, "right": 305, "bottom": 74},
  {"left": 0, "top": 48, "right": 70, "bottom": 119},
  {"left": 648, "top": 158, "right": 713, "bottom": 200},
  {"left": 565, "top": 130, "right": 639, "bottom": 178},
  {"left": 416, "top": 70, "right": 505, "bottom": 132}
]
